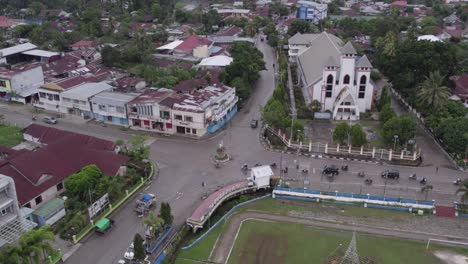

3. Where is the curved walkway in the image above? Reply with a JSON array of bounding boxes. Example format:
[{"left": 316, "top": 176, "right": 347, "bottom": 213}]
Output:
[{"left": 209, "top": 211, "right": 468, "bottom": 264}]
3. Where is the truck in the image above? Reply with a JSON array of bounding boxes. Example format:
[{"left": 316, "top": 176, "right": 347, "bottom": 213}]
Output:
[
  {"left": 94, "top": 217, "right": 115, "bottom": 235},
  {"left": 135, "top": 193, "right": 156, "bottom": 216}
]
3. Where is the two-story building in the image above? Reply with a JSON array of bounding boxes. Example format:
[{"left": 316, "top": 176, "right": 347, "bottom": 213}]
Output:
[
  {"left": 288, "top": 33, "right": 335, "bottom": 60},
  {"left": 296, "top": 0, "right": 328, "bottom": 24},
  {"left": 295, "top": 32, "right": 374, "bottom": 120},
  {"left": 0, "top": 64, "right": 44, "bottom": 104},
  {"left": 59, "top": 81, "right": 113, "bottom": 118},
  {"left": 91, "top": 91, "right": 138, "bottom": 126}
]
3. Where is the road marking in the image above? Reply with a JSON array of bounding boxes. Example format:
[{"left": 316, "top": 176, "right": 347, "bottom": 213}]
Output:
[
  {"left": 175, "top": 192, "right": 183, "bottom": 200},
  {"left": 313, "top": 168, "right": 316, "bottom": 174}
]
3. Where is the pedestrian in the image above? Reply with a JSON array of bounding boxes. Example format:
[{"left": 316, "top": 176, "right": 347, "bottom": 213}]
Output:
[
  {"left": 436, "top": 166, "right": 439, "bottom": 174},
  {"left": 202, "top": 181, "right": 205, "bottom": 187}
]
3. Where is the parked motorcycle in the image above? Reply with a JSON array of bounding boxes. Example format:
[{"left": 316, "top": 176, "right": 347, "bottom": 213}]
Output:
[
  {"left": 409, "top": 173, "right": 417, "bottom": 180},
  {"left": 302, "top": 169, "right": 309, "bottom": 174},
  {"left": 32, "top": 115, "right": 37, "bottom": 121},
  {"left": 241, "top": 164, "right": 248, "bottom": 171},
  {"left": 283, "top": 167, "right": 288, "bottom": 174},
  {"left": 420, "top": 177, "right": 427, "bottom": 185},
  {"left": 341, "top": 165, "right": 348, "bottom": 171},
  {"left": 215, "top": 162, "right": 220, "bottom": 168},
  {"left": 358, "top": 171, "right": 365, "bottom": 177},
  {"left": 270, "top": 163, "right": 277, "bottom": 168},
  {"left": 365, "top": 178, "right": 373, "bottom": 185},
  {"left": 453, "top": 178, "right": 462, "bottom": 186}
]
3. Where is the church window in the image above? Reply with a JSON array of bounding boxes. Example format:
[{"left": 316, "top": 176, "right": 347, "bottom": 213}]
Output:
[
  {"left": 326, "top": 74, "right": 333, "bottom": 98},
  {"left": 343, "top": 75, "right": 350, "bottom": 85},
  {"left": 359, "top": 75, "right": 366, "bottom": 99}
]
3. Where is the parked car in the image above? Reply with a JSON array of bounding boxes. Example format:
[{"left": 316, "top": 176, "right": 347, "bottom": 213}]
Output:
[
  {"left": 94, "top": 217, "right": 115, "bottom": 235},
  {"left": 381, "top": 170, "right": 399, "bottom": 179},
  {"left": 124, "top": 243, "right": 134, "bottom": 260},
  {"left": 250, "top": 119, "right": 258, "bottom": 128},
  {"left": 42, "top": 116, "right": 57, "bottom": 124},
  {"left": 322, "top": 165, "right": 339, "bottom": 175}
]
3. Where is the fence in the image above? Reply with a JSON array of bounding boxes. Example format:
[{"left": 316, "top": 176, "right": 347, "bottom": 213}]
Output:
[
  {"left": 146, "top": 226, "right": 174, "bottom": 254},
  {"left": 265, "top": 125, "right": 421, "bottom": 162}
]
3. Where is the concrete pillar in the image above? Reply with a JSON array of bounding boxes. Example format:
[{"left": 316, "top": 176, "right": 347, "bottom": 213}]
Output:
[
  {"left": 336, "top": 144, "right": 340, "bottom": 153},
  {"left": 348, "top": 145, "right": 351, "bottom": 154},
  {"left": 72, "top": 235, "right": 77, "bottom": 244},
  {"left": 389, "top": 149, "right": 392, "bottom": 161},
  {"left": 309, "top": 142, "right": 312, "bottom": 152},
  {"left": 372, "top": 147, "right": 375, "bottom": 158},
  {"left": 325, "top": 144, "right": 328, "bottom": 154},
  {"left": 109, "top": 204, "right": 113, "bottom": 210},
  {"left": 299, "top": 141, "right": 302, "bottom": 149},
  {"left": 400, "top": 151, "right": 404, "bottom": 159},
  {"left": 360, "top": 146, "right": 363, "bottom": 155},
  {"left": 126, "top": 190, "right": 129, "bottom": 196},
  {"left": 413, "top": 151, "right": 417, "bottom": 160},
  {"left": 288, "top": 139, "right": 291, "bottom": 147}
]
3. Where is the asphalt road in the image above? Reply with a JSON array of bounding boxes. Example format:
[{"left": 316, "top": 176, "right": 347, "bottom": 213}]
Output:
[{"left": 0, "top": 38, "right": 467, "bottom": 264}]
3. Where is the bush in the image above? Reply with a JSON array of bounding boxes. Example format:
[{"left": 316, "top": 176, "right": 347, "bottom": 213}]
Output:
[
  {"left": 333, "top": 122, "right": 350, "bottom": 144},
  {"left": 378, "top": 104, "right": 396, "bottom": 124}
]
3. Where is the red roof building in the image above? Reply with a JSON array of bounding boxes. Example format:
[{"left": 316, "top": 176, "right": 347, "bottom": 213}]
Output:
[
  {"left": 391, "top": 0, "right": 407, "bottom": 7},
  {"left": 174, "top": 35, "right": 213, "bottom": 54},
  {"left": 450, "top": 75, "right": 468, "bottom": 105},
  {"left": 69, "top": 40, "right": 99, "bottom": 50},
  {"left": 0, "top": 16, "right": 20, "bottom": 28},
  {"left": 0, "top": 125, "right": 128, "bottom": 208}
]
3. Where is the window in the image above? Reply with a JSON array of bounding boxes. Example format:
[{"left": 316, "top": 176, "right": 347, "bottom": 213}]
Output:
[
  {"left": 73, "top": 99, "right": 79, "bottom": 104},
  {"left": 116, "top": 106, "right": 125, "bottom": 113},
  {"left": 359, "top": 75, "right": 366, "bottom": 99},
  {"left": 63, "top": 98, "right": 71, "bottom": 102},
  {"left": 39, "top": 92, "right": 46, "bottom": 98},
  {"left": 184, "top": 116, "right": 193, "bottom": 122},
  {"left": 175, "top": 115, "right": 182, "bottom": 120},
  {"left": 325, "top": 74, "right": 333, "bottom": 98},
  {"left": 35, "top": 195, "right": 42, "bottom": 205},
  {"left": 343, "top": 75, "right": 350, "bottom": 85},
  {"left": 160, "top": 111, "right": 170, "bottom": 119},
  {"left": 1, "top": 208, "right": 7, "bottom": 216},
  {"left": 80, "top": 100, "right": 87, "bottom": 105},
  {"left": 56, "top": 182, "right": 63, "bottom": 191},
  {"left": 131, "top": 106, "right": 137, "bottom": 113},
  {"left": 53, "top": 94, "right": 60, "bottom": 101},
  {"left": 99, "top": 104, "right": 106, "bottom": 111},
  {"left": 0, "top": 80, "right": 6, "bottom": 87},
  {"left": 192, "top": 128, "right": 197, "bottom": 134},
  {"left": 185, "top": 127, "right": 191, "bottom": 133},
  {"left": 24, "top": 203, "right": 31, "bottom": 208}
]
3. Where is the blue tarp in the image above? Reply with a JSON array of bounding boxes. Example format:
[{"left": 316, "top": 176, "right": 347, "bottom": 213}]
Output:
[{"left": 143, "top": 194, "right": 153, "bottom": 202}]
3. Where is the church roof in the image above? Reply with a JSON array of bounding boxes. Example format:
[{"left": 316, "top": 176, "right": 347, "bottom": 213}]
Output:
[
  {"left": 356, "top": 55, "right": 372, "bottom": 68},
  {"left": 325, "top": 56, "right": 339, "bottom": 67},
  {"left": 288, "top": 32, "right": 320, "bottom": 45},
  {"left": 340, "top": 41, "right": 357, "bottom": 55}
]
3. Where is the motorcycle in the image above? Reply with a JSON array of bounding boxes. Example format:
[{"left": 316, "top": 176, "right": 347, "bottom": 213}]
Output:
[
  {"left": 283, "top": 167, "right": 288, "bottom": 174},
  {"left": 270, "top": 163, "right": 277, "bottom": 168},
  {"left": 215, "top": 162, "right": 220, "bottom": 168},
  {"left": 358, "top": 171, "right": 365, "bottom": 177},
  {"left": 420, "top": 177, "right": 427, "bottom": 185},
  {"left": 32, "top": 115, "right": 37, "bottom": 121},
  {"left": 302, "top": 169, "right": 309, "bottom": 174},
  {"left": 453, "top": 178, "right": 462, "bottom": 186},
  {"left": 365, "top": 178, "right": 373, "bottom": 185},
  {"left": 241, "top": 164, "right": 248, "bottom": 171},
  {"left": 409, "top": 173, "right": 417, "bottom": 180},
  {"left": 341, "top": 165, "right": 348, "bottom": 171}
]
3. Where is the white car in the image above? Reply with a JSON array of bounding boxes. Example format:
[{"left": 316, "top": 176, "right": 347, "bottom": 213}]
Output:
[{"left": 124, "top": 242, "right": 134, "bottom": 260}]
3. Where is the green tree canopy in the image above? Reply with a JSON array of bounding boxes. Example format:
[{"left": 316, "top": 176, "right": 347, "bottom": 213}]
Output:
[
  {"left": 381, "top": 115, "right": 416, "bottom": 146},
  {"left": 287, "top": 20, "right": 318, "bottom": 36},
  {"left": 133, "top": 233, "right": 146, "bottom": 260},
  {"left": 351, "top": 124, "right": 367, "bottom": 147},
  {"left": 159, "top": 202, "right": 173, "bottom": 226},
  {"left": 379, "top": 103, "right": 396, "bottom": 124},
  {"left": 64, "top": 165, "right": 103, "bottom": 200},
  {"left": 417, "top": 71, "right": 450, "bottom": 110},
  {"left": 437, "top": 117, "right": 468, "bottom": 156},
  {"left": 333, "top": 122, "right": 350, "bottom": 145}
]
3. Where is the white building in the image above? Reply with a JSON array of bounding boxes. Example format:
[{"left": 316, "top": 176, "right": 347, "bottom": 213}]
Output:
[
  {"left": 296, "top": 32, "right": 374, "bottom": 120},
  {"left": 288, "top": 33, "right": 323, "bottom": 59},
  {"left": 249, "top": 166, "right": 274, "bottom": 189},
  {"left": 60, "top": 81, "right": 113, "bottom": 118},
  {"left": 128, "top": 85, "right": 238, "bottom": 137},
  {"left": 296, "top": 0, "right": 328, "bottom": 24},
  {"left": 0, "top": 174, "right": 36, "bottom": 247},
  {"left": 0, "top": 64, "right": 44, "bottom": 104},
  {"left": 91, "top": 91, "right": 138, "bottom": 126}
]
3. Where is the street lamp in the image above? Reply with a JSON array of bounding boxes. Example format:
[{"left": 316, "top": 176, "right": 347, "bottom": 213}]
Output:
[{"left": 393, "top": 135, "right": 399, "bottom": 150}]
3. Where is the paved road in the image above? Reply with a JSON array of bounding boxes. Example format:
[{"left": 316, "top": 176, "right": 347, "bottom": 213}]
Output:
[
  {"left": 0, "top": 38, "right": 466, "bottom": 263},
  {"left": 210, "top": 211, "right": 468, "bottom": 264}
]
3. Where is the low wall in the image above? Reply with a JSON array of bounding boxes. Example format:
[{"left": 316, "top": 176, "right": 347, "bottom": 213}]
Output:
[
  {"left": 274, "top": 187, "right": 435, "bottom": 210},
  {"left": 147, "top": 226, "right": 173, "bottom": 254}
]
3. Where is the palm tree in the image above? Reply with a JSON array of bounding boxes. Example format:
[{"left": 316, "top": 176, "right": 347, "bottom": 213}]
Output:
[
  {"left": 421, "top": 184, "right": 433, "bottom": 201},
  {"left": 245, "top": 23, "right": 256, "bottom": 38},
  {"left": 417, "top": 71, "right": 450, "bottom": 110},
  {"left": 20, "top": 226, "right": 55, "bottom": 264},
  {"left": 456, "top": 181, "right": 468, "bottom": 204},
  {"left": 143, "top": 211, "right": 164, "bottom": 240},
  {"left": 376, "top": 31, "right": 398, "bottom": 57},
  {"left": 0, "top": 245, "right": 24, "bottom": 264}
]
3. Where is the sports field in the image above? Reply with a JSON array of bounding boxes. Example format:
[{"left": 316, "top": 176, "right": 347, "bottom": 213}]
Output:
[{"left": 227, "top": 219, "right": 454, "bottom": 264}]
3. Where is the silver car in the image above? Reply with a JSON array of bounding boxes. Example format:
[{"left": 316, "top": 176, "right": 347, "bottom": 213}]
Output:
[{"left": 42, "top": 116, "right": 57, "bottom": 124}]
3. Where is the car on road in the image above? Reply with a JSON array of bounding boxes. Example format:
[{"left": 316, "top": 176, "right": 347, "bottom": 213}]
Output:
[
  {"left": 42, "top": 116, "right": 57, "bottom": 124},
  {"left": 250, "top": 119, "right": 258, "bottom": 128},
  {"left": 381, "top": 169, "right": 399, "bottom": 179},
  {"left": 322, "top": 165, "right": 339, "bottom": 175},
  {"left": 94, "top": 217, "right": 114, "bottom": 235},
  {"left": 124, "top": 243, "right": 134, "bottom": 260}
]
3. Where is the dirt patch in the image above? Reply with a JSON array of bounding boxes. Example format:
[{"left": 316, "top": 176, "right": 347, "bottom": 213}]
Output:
[
  {"left": 238, "top": 232, "right": 287, "bottom": 264},
  {"left": 433, "top": 250, "right": 468, "bottom": 264}
]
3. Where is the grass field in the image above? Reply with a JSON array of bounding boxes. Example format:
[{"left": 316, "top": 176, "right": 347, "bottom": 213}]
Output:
[
  {"left": 228, "top": 219, "right": 461, "bottom": 264},
  {"left": 0, "top": 124, "right": 23, "bottom": 147}
]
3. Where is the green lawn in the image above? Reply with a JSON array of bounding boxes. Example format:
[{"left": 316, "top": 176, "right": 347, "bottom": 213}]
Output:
[
  {"left": 245, "top": 198, "right": 411, "bottom": 221},
  {"left": 0, "top": 125, "right": 23, "bottom": 147},
  {"left": 228, "top": 219, "right": 461, "bottom": 264},
  {"left": 175, "top": 220, "right": 226, "bottom": 264}
]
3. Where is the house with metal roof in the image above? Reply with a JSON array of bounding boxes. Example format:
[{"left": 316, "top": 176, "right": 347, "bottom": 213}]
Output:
[
  {"left": 0, "top": 63, "right": 44, "bottom": 104},
  {"left": 0, "top": 43, "right": 37, "bottom": 65},
  {"left": 59, "top": 81, "right": 113, "bottom": 118},
  {"left": 295, "top": 32, "right": 374, "bottom": 120},
  {"left": 91, "top": 91, "right": 139, "bottom": 126}
]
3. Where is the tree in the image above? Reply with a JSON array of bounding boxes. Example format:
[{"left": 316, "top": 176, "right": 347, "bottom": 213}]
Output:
[
  {"left": 379, "top": 104, "right": 396, "bottom": 124},
  {"left": 202, "top": 9, "right": 221, "bottom": 33},
  {"left": 64, "top": 165, "right": 103, "bottom": 201},
  {"left": 457, "top": 181, "right": 468, "bottom": 204},
  {"left": 20, "top": 226, "right": 55, "bottom": 264},
  {"left": 133, "top": 233, "right": 146, "bottom": 261},
  {"left": 144, "top": 211, "right": 164, "bottom": 239},
  {"left": 128, "top": 135, "right": 150, "bottom": 161},
  {"left": 102, "top": 46, "right": 123, "bottom": 68},
  {"left": 417, "top": 71, "right": 450, "bottom": 110},
  {"left": 244, "top": 22, "right": 256, "bottom": 37},
  {"left": 381, "top": 116, "right": 416, "bottom": 146},
  {"left": 28, "top": 1, "right": 44, "bottom": 16},
  {"left": 350, "top": 124, "right": 367, "bottom": 147},
  {"left": 333, "top": 122, "right": 350, "bottom": 144},
  {"left": 376, "top": 31, "right": 398, "bottom": 57},
  {"left": 421, "top": 184, "right": 433, "bottom": 201},
  {"left": 0, "top": 245, "right": 23, "bottom": 264},
  {"left": 377, "top": 85, "right": 392, "bottom": 111},
  {"left": 287, "top": 20, "right": 318, "bottom": 36},
  {"left": 420, "top": 16, "right": 439, "bottom": 34},
  {"left": 159, "top": 202, "right": 173, "bottom": 226},
  {"left": 437, "top": 117, "right": 468, "bottom": 156},
  {"left": 151, "top": 2, "right": 161, "bottom": 18},
  {"left": 309, "top": 100, "right": 322, "bottom": 113}
]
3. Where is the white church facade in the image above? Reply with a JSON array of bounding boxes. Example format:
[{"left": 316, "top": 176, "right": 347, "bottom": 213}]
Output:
[{"left": 293, "top": 32, "right": 374, "bottom": 120}]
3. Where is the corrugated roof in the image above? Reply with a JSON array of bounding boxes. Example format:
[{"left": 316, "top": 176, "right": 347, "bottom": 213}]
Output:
[
  {"left": 0, "top": 43, "right": 37, "bottom": 57},
  {"left": 32, "top": 198, "right": 64, "bottom": 218},
  {"left": 22, "top": 49, "right": 60, "bottom": 58},
  {"left": 60, "top": 81, "right": 113, "bottom": 98}
]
